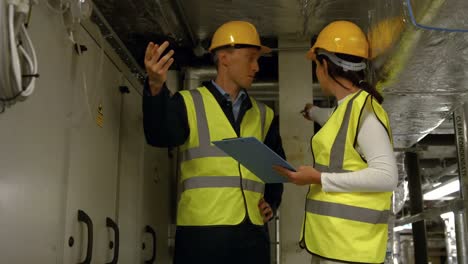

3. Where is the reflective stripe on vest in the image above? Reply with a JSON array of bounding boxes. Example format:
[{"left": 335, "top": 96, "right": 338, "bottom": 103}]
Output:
[
  {"left": 306, "top": 199, "right": 389, "bottom": 225},
  {"left": 326, "top": 90, "right": 361, "bottom": 172},
  {"left": 182, "top": 176, "right": 265, "bottom": 193}
]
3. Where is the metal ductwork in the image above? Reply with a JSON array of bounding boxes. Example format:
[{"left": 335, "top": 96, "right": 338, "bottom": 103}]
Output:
[{"left": 379, "top": 0, "right": 468, "bottom": 148}]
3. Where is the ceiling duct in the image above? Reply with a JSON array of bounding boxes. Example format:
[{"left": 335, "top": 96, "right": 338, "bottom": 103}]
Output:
[{"left": 378, "top": 0, "right": 468, "bottom": 148}]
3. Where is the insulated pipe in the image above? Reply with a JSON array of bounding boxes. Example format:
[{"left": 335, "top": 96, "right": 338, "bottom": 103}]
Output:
[
  {"left": 453, "top": 104, "right": 468, "bottom": 263},
  {"left": 183, "top": 67, "right": 216, "bottom": 90},
  {"left": 183, "top": 67, "right": 279, "bottom": 92},
  {"left": 182, "top": 67, "right": 325, "bottom": 102}
]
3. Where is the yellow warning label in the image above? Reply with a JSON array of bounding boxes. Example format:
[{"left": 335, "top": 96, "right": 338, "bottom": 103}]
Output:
[{"left": 96, "top": 103, "right": 104, "bottom": 128}]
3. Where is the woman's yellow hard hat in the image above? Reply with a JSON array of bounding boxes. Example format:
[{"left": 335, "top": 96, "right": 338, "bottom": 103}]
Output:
[
  {"left": 209, "top": 21, "right": 271, "bottom": 54},
  {"left": 307, "top": 21, "right": 369, "bottom": 60},
  {"left": 368, "top": 17, "right": 405, "bottom": 59}
]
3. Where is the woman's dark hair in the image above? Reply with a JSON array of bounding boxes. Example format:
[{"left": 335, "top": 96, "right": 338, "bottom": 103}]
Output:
[{"left": 316, "top": 52, "right": 384, "bottom": 103}]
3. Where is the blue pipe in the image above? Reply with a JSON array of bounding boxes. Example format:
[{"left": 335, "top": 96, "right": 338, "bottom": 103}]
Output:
[{"left": 406, "top": 0, "right": 468, "bottom": 33}]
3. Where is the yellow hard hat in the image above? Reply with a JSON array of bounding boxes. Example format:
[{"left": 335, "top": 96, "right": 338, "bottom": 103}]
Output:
[
  {"left": 307, "top": 21, "right": 369, "bottom": 60},
  {"left": 368, "top": 17, "right": 405, "bottom": 59},
  {"left": 208, "top": 21, "right": 271, "bottom": 53}
]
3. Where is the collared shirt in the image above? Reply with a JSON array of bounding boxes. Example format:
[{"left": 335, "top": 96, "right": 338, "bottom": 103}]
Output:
[{"left": 211, "top": 80, "right": 247, "bottom": 121}]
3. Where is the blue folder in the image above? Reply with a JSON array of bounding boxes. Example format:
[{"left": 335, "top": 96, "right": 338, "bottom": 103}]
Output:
[{"left": 212, "top": 137, "right": 295, "bottom": 183}]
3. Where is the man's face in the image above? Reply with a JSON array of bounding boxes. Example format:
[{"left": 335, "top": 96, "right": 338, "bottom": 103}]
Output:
[{"left": 225, "top": 47, "right": 261, "bottom": 89}]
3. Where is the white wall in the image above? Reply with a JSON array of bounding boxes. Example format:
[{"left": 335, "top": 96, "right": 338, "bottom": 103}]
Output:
[
  {"left": 278, "top": 38, "right": 314, "bottom": 264},
  {"left": 0, "top": 2, "right": 174, "bottom": 263},
  {"left": 117, "top": 83, "right": 146, "bottom": 263},
  {"left": 0, "top": 3, "right": 78, "bottom": 262}
]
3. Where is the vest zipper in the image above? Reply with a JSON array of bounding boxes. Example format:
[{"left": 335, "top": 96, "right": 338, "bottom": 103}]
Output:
[
  {"left": 238, "top": 162, "right": 250, "bottom": 223},
  {"left": 300, "top": 133, "right": 316, "bottom": 248},
  {"left": 237, "top": 109, "right": 252, "bottom": 224}
]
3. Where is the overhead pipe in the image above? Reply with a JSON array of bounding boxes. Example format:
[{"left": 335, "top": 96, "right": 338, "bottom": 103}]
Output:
[
  {"left": 183, "top": 67, "right": 325, "bottom": 101},
  {"left": 183, "top": 67, "right": 279, "bottom": 92},
  {"left": 183, "top": 67, "right": 216, "bottom": 90}
]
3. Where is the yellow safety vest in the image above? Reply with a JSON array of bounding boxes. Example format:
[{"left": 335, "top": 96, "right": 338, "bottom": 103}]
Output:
[
  {"left": 302, "top": 90, "right": 393, "bottom": 263},
  {"left": 177, "top": 86, "right": 274, "bottom": 226}
]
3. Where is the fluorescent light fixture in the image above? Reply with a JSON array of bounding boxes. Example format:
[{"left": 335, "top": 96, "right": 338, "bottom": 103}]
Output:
[
  {"left": 394, "top": 223, "right": 412, "bottom": 232},
  {"left": 423, "top": 178, "right": 460, "bottom": 200}
]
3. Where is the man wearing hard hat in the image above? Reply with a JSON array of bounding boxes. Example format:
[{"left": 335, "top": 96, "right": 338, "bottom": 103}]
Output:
[{"left": 142, "top": 21, "right": 285, "bottom": 264}]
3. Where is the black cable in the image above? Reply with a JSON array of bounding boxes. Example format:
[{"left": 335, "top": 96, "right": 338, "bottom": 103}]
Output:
[
  {"left": 1, "top": 89, "right": 24, "bottom": 102},
  {"left": 133, "top": 86, "right": 143, "bottom": 97},
  {"left": 0, "top": 89, "right": 24, "bottom": 113},
  {"left": 26, "top": 0, "right": 32, "bottom": 27},
  {"left": 1, "top": 1, "right": 35, "bottom": 113}
]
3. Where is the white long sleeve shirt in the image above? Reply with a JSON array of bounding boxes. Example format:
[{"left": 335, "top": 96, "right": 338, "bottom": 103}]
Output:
[{"left": 308, "top": 97, "right": 398, "bottom": 193}]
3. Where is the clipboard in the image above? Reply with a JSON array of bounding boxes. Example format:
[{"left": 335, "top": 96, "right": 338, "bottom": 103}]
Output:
[{"left": 212, "top": 137, "right": 295, "bottom": 183}]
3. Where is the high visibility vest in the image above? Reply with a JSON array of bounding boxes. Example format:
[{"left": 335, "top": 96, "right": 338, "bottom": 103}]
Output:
[
  {"left": 303, "top": 90, "right": 393, "bottom": 263},
  {"left": 177, "top": 87, "right": 274, "bottom": 226}
]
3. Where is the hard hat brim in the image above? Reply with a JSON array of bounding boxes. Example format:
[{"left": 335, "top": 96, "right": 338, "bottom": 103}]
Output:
[
  {"left": 306, "top": 46, "right": 317, "bottom": 60},
  {"left": 260, "top": 45, "right": 271, "bottom": 54},
  {"left": 209, "top": 44, "right": 271, "bottom": 54}
]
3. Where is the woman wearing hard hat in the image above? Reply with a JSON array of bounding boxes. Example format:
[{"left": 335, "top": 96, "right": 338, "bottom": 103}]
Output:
[{"left": 275, "top": 21, "right": 398, "bottom": 263}]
